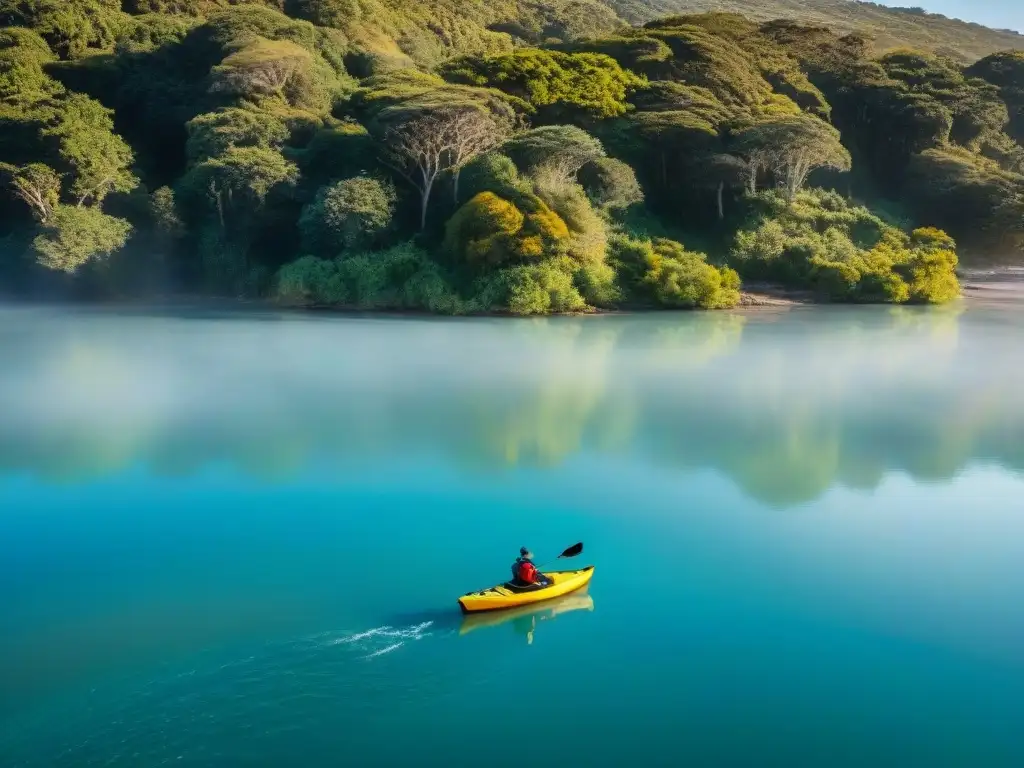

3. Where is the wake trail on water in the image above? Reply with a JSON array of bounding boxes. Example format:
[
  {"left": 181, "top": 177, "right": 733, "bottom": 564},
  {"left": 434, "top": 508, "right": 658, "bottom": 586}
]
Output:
[{"left": 318, "top": 620, "right": 438, "bottom": 659}]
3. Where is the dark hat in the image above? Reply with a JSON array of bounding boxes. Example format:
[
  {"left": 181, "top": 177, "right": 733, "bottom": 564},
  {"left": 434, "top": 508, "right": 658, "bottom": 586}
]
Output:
[{"left": 520, "top": 546, "right": 533, "bottom": 559}]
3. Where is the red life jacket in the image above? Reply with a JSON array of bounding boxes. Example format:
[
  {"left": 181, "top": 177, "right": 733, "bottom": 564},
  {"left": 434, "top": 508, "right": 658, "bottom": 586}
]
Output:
[{"left": 517, "top": 560, "right": 539, "bottom": 584}]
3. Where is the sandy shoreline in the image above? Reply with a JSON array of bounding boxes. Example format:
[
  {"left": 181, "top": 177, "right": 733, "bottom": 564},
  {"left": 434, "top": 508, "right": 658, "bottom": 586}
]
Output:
[
  {"left": 3, "top": 268, "right": 1021, "bottom": 315},
  {"left": 959, "top": 267, "right": 1024, "bottom": 308},
  {"left": 737, "top": 268, "right": 1024, "bottom": 311}
]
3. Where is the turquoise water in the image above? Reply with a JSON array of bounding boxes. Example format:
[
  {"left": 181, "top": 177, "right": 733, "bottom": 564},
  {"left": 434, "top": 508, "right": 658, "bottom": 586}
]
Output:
[{"left": 1, "top": 304, "right": 1022, "bottom": 766}]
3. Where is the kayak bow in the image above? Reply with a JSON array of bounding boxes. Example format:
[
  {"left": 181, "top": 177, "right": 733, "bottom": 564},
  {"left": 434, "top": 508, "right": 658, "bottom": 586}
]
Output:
[{"left": 457, "top": 566, "right": 595, "bottom": 614}]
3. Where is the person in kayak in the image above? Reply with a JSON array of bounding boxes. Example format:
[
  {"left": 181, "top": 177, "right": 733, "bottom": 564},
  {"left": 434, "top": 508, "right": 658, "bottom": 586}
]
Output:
[{"left": 511, "top": 547, "right": 550, "bottom": 587}]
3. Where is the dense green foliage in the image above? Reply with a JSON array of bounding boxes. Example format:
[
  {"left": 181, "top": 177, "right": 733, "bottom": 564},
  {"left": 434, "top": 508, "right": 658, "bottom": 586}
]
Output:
[
  {"left": 299, "top": 176, "right": 397, "bottom": 254},
  {"left": 10, "top": 1, "right": 1024, "bottom": 311},
  {"left": 441, "top": 48, "right": 645, "bottom": 119},
  {"left": 730, "top": 189, "right": 959, "bottom": 303}
]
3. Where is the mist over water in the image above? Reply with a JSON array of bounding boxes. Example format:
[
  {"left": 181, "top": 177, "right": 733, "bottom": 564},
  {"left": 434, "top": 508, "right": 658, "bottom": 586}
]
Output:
[
  {"left": 1, "top": 304, "right": 1021, "bottom": 494},
  {"left": 1, "top": 304, "right": 1022, "bottom": 766}
]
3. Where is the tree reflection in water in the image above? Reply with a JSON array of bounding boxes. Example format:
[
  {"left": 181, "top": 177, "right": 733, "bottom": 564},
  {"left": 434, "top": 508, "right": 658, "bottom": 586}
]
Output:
[{"left": 0, "top": 304, "right": 1021, "bottom": 507}]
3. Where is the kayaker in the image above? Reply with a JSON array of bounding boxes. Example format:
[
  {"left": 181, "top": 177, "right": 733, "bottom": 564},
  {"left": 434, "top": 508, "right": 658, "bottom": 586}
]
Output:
[{"left": 511, "top": 547, "right": 550, "bottom": 587}]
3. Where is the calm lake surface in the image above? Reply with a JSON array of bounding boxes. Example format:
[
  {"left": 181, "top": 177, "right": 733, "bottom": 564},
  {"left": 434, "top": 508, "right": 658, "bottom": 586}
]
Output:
[{"left": 1, "top": 304, "right": 1022, "bottom": 767}]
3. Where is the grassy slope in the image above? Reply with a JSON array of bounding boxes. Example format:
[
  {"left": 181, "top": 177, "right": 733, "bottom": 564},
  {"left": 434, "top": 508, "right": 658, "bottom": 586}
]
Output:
[
  {"left": 293, "top": 0, "right": 624, "bottom": 66},
  {"left": 118, "top": 2, "right": 1023, "bottom": 66},
  {"left": 601, "top": 1, "right": 1024, "bottom": 61}
]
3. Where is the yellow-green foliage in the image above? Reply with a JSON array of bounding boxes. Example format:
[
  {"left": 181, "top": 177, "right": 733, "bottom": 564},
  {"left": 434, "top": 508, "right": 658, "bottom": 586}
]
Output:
[
  {"left": 1, "top": 0, "right": 129, "bottom": 60},
  {"left": 643, "top": 238, "right": 740, "bottom": 309},
  {"left": 731, "top": 190, "right": 959, "bottom": 304},
  {"left": 472, "top": 256, "right": 588, "bottom": 314},
  {"left": 441, "top": 48, "right": 646, "bottom": 118},
  {"left": 905, "top": 227, "right": 960, "bottom": 303},
  {"left": 185, "top": 106, "right": 291, "bottom": 163},
  {"left": 352, "top": 69, "right": 522, "bottom": 128},
  {"left": 650, "top": 13, "right": 830, "bottom": 118},
  {"left": 443, "top": 172, "right": 618, "bottom": 313},
  {"left": 809, "top": 240, "right": 911, "bottom": 303},
  {"left": 532, "top": 177, "right": 609, "bottom": 265},
  {"left": 0, "top": 28, "right": 62, "bottom": 105},
  {"left": 32, "top": 204, "right": 133, "bottom": 273},
  {"left": 288, "top": 0, "right": 620, "bottom": 71},
  {"left": 115, "top": 12, "right": 198, "bottom": 54},
  {"left": 610, "top": 233, "right": 740, "bottom": 309},
  {"left": 580, "top": 16, "right": 821, "bottom": 122},
  {"left": 210, "top": 36, "right": 341, "bottom": 114},
  {"left": 201, "top": 6, "right": 351, "bottom": 79},
  {"left": 445, "top": 191, "right": 571, "bottom": 267}
]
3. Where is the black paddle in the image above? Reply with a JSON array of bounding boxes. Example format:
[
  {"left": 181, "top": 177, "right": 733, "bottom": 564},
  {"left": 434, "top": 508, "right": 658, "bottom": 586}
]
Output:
[
  {"left": 537, "top": 542, "right": 583, "bottom": 570},
  {"left": 558, "top": 542, "right": 584, "bottom": 559}
]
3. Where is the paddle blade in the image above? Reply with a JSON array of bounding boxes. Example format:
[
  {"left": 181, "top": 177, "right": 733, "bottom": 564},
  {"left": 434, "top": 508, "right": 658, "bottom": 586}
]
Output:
[{"left": 558, "top": 542, "right": 584, "bottom": 559}]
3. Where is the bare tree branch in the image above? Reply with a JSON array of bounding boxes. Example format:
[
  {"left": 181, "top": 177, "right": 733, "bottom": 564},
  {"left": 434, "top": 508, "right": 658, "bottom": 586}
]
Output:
[
  {"left": 1, "top": 163, "right": 61, "bottom": 224},
  {"left": 381, "top": 107, "right": 510, "bottom": 230}
]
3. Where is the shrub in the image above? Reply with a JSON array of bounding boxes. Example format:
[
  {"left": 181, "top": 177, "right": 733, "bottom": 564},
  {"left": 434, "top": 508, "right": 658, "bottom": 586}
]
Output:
[
  {"left": 458, "top": 153, "right": 529, "bottom": 203},
  {"left": 298, "top": 176, "right": 397, "bottom": 255},
  {"left": 611, "top": 234, "right": 739, "bottom": 309},
  {"left": 574, "top": 260, "right": 620, "bottom": 308},
  {"left": 902, "top": 227, "right": 960, "bottom": 303},
  {"left": 472, "top": 257, "right": 588, "bottom": 315},
  {"left": 274, "top": 243, "right": 464, "bottom": 313},
  {"left": 444, "top": 191, "right": 571, "bottom": 267},
  {"left": 579, "top": 157, "right": 643, "bottom": 210},
  {"left": 644, "top": 239, "right": 740, "bottom": 309},
  {"left": 729, "top": 190, "right": 958, "bottom": 304}
]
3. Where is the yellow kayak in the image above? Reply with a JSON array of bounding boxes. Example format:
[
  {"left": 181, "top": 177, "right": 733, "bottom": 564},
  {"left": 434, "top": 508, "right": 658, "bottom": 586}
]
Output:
[
  {"left": 457, "top": 566, "right": 595, "bottom": 613},
  {"left": 459, "top": 591, "right": 594, "bottom": 636}
]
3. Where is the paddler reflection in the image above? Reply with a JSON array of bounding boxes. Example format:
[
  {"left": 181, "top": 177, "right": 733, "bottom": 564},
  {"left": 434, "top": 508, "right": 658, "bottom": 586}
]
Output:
[{"left": 459, "top": 590, "right": 595, "bottom": 644}]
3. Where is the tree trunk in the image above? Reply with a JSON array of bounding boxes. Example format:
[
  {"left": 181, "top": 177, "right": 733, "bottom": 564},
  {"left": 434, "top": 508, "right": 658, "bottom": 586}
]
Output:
[
  {"left": 453, "top": 169, "right": 461, "bottom": 207},
  {"left": 420, "top": 178, "right": 434, "bottom": 231},
  {"left": 747, "top": 163, "right": 757, "bottom": 195},
  {"left": 716, "top": 182, "right": 725, "bottom": 221},
  {"left": 215, "top": 187, "right": 225, "bottom": 233}
]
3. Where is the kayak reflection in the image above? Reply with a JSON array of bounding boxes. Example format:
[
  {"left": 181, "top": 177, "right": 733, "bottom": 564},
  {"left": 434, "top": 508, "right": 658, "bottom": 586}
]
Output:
[{"left": 458, "top": 590, "right": 595, "bottom": 644}]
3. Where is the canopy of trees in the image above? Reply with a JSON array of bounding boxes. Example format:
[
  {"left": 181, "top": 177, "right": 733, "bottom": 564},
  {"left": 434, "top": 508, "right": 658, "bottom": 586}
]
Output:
[{"left": 10, "top": 2, "right": 1023, "bottom": 311}]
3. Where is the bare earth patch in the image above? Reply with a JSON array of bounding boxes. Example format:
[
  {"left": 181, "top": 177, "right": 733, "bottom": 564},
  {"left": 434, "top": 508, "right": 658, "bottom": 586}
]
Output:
[
  {"left": 737, "top": 282, "right": 812, "bottom": 309},
  {"left": 960, "top": 268, "right": 1024, "bottom": 309}
]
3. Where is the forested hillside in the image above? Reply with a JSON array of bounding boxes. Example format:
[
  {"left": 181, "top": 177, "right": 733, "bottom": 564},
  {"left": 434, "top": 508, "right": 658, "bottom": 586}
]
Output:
[
  {"left": 2, "top": 1, "right": 1023, "bottom": 312},
  {"left": 605, "top": 2, "right": 1024, "bottom": 62}
]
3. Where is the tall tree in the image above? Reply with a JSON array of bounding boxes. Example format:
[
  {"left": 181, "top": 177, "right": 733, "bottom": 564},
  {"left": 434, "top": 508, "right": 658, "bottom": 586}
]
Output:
[
  {"left": 735, "top": 116, "right": 851, "bottom": 201},
  {"left": 448, "top": 108, "right": 512, "bottom": 205},
  {"left": 701, "top": 154, "right": 746, "bottom": 220},
  {"left": 178, "top": 146, "right": 298, "bottom": 232},
  {"left": 380, "top": 106, "right": 508, "bottom": 230},
  {"left": 41, "top": 93, "right": 138, "bottom": 206}
]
